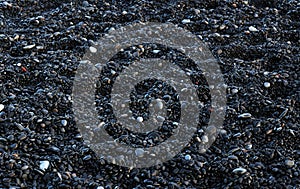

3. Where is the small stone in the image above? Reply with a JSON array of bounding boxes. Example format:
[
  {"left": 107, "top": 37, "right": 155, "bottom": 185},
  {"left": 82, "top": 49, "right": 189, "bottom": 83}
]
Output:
[
  {"left": 82, "top": 1, "right": 89, "bottom": 7},
  {"left": 182, "top": 19, "right": 191, "bottom": 24},
  {"left": 185, "top": 154, "right": 191, "bottom": 160},
  {"left": 249, "top": 26, "right": 258, "bottom": 32},
  {"left": 18, "top": 133, "right": 27, "bottom": 141},
  {"left": 135, "top": 148, "right": 144, "bottom": 157},
  {"left": 39, "top": 161, "right": 50, "bottom": 171},
  {"left": 0, "top": 104, "right": 4, "bottom": 112},
  {"left": 36, "top": 46, "right": 44, "bottom": 50},
  {"left": 228, "top": 155, "right": 238, "bottom": 160},
  {"left": 97, "top": 187, "right": 105, "bottom": 189},
  {"left": 285, "top": 160, "right": 295, "bottom": 167},
  {"left": 89, "top": 46, "right": 97, "bottom": 53},
  {"left": 156, "top": 100, "right": 163, "bottom": 109},
  {"left": 194, "top": 8, "right": 200, "bottom": 14},
  {"left": 264, "top": 82, "right": 271, "bottom": 88},
  {"left": 156, "top": 116, "right": 165, "bottom": 122},
  {"left": 21, "top": 165, "right": 29, "bottom": 170},
  {"left": 136, "top": 117, "right": 143, "bottom": 123},
  {"left": 15, "top": 123, "right": 25, "bottom": 131},
  {"left": 61, "top": 120, "right": 67, "bottom": 126},
  {"left": 111, "top": 69, "right": 116, "bottom": 75},
  {"left": 83, "top": 155, "right": 92, "bottom": 161},
  {"left": 153, "top": 50, "right": 160, "bottom": 54},
  {"left": 57, "top": 172, "right": 62, "bottom": 181},
  {"left": 233, "top": 167, "right": 247, "bottom": 174},
  {"left": 23, "top": 44, "right": 36, "bottom": 50},
  {"left": 219, "top": 24, "right": 226, "bottom": 30},
  {"left": 231, "top": 88, "right": 239, "bottom": 94},
  {"left": 201, "top": 135, "right": 209, "bottom": 143},
  {"left": 238, "top": 113, "right": 252, "bottom": 118}
]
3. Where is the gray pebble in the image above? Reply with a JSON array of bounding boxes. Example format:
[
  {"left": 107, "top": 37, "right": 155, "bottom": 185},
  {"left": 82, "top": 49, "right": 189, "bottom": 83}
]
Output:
[{"left": 135, "top": 148, "right": 145, "bottom": 157}]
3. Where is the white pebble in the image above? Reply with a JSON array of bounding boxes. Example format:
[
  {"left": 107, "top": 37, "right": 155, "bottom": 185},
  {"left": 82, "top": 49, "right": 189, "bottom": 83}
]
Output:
[
  {"left": 238, "top": 113, "right": 252, "bottom": 118},
  {"left": 57, "top": 172, "right": 62, "bottom": 181},
  {"left": 182, "top": 19, "right": 191, "bottom": 24},
  {"left": 233, "top": 167, "right": 247, "bottom": 174},
  {"left": 111, "top": 70, "right": 116, "bottom": 75},
  {"left": 264, "top": 82, "right": 271, "bottom": 88},
  {"left": 153, "top": 50, "right": 160, "bottom": 54},
  {"left": 263, "top": 71, "right": 269, "bottom": 76},
  {"left": 249, "top": 26, "right": 258, "bottom": 32},
  {"left": 202, "top": 135, "right": 209, "bottom": 143},
  {"left": 0, "top": 104, "right": 4, "bottom": 112},
  {"left": 285, "top": 160, "right": 295, "bottom": 167},
  {"left": 185, "top": 154, "right": 191, "bottom": 160},
  {"left": 89, "top": 46, "right": 97, "bottom": 53},
  {"left": 61, "top": 120, "right": 67, "bottom": 126},
  {"left": 97, "top": 187, "right": 105, "bottom": 189},
  {"left": 136, "top": 117, "right": 143, "bottom": 123},
  {"left": 39, "top": 160, "right": 50, "bottom": 171},
  {"left": 23, "top": 44, "right": 36, "bottom": 50},
  {"left": 231, "top": 88, "right": 239, "bottom": 94},
  {"left": 36, "top": 46, "right": 44, "bottom": 50}
]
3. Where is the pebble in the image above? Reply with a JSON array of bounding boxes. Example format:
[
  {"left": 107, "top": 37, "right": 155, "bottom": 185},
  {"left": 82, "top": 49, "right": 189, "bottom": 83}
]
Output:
[
  {"left": 0, "top": 104, "right": 4, "bottom": 112},
  {"left": 264, "top": 82, "right": 271, "bottom": 88},
  {"left": 156, "top": 116, "right": 165, "bottom": 122},
  {"left": 228, "top": 155, "right": 238, "bottom": 160},
  {"left": 39, "top": 161, "right": 50, "bottom": 171},
  {"left": 238, "top": 113, "right": 252, "bottom": 118},
  {"left": 285, "top": 160, "right": 295, "bottom": 167},
  {"left": 231, "top": 88, "right": 239, "bottom": 94},
  {"left": 82, "top": 1, "right": 89, "bottom": 7},
  {"left": 83, "top": 155, "right": 92, "bottom": 161},
  {"left": 219, "top": 24, "right": 226, "bottom": 30},
  {"left": 185, "top": 154, "right": 192, "bottom": 161},
  {"left": 249, "top": 26, "right": 258, "bottom": 32},
  {"left": 232, "top": 167, "right": 247, "bottom": 174},
  {"left": 23, "top": 44, "right": 36, "bottom": 50},
  {"left": 21, "top": 165, "right": 29, "bottom": 170},
  {"left": 89, "top": 46, "right": 97, "bottom": 53},
  {"left": 201, "top": 135, "right": 209, "bottom": 143},
  {"left": 61, "top": 120, "right": 67, "bottom": 126},
  {"left": 136, "top": 117, "right": 143, "bottom": 123},
  {"left": 135, "top": 148, "right": 145, "bottom": 157},
  {"left": 182, "top": 19, "right": 191, "bottom": 24},
  {"left": 156, "top": 100, "right": 164, "bottom": 109}
]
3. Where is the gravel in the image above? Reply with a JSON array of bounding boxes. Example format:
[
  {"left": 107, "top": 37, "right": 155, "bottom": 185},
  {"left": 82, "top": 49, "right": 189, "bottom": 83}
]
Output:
[{"left": 0, "top": 0, "right": 299, "bottom": 188}]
